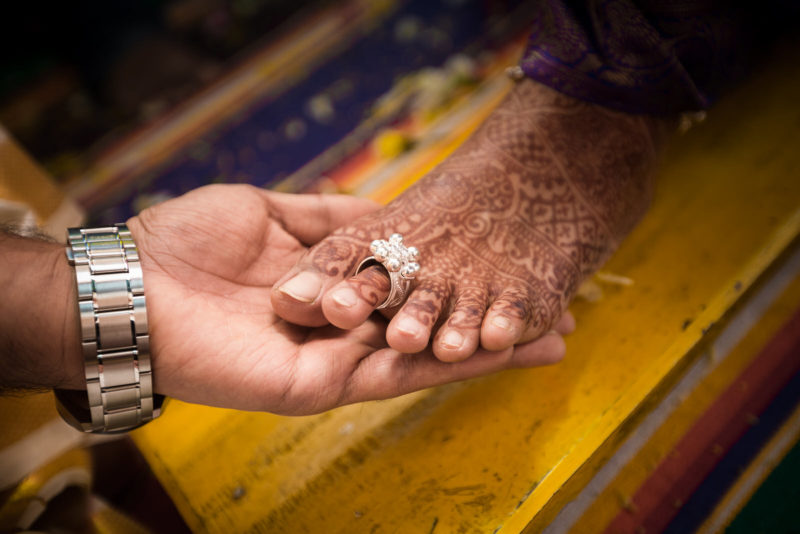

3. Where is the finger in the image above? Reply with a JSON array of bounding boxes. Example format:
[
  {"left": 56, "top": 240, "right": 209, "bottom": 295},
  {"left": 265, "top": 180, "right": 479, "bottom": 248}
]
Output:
[
  {"left": 321, "top": 266, "right": 390, "bottom": 329},
  {"left": 512, "top": 331, "right": 567, "bottom": 367},
  {"left": 340, "top": 331, "right": 567, "bottom": 405},
  {"left": 306, "top": 317, "right": 388, "bottom": 353},
  {"left": 262, "top": 191, "right": 380, "bottom": 246},
  {"left": 432, "top": 287, "right": 487, "bottom": 363},
  {"left": 386, "top": 277, "right": 450, "bottom": 354}
]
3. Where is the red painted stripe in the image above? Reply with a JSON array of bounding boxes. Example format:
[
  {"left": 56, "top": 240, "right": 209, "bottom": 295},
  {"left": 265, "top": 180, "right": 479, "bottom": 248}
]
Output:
[{"left": 604, "top": 307, "right": 800, "bottom": 534}]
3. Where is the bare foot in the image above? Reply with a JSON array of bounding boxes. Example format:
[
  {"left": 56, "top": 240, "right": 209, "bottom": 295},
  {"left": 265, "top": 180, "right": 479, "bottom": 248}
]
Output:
[{"left": 272, "top": 80, "right": 669, "bottom": 361}]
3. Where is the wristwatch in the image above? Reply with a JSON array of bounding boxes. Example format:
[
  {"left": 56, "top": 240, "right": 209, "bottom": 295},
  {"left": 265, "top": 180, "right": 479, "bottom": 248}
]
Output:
[{"left": 54, "top": 224, "right": 164, "bottom": 433}]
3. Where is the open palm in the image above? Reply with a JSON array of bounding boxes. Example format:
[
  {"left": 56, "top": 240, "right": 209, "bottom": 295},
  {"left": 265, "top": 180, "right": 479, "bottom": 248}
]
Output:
[{"left": 128, "top": 185, "right": 569, "bottom": 415}]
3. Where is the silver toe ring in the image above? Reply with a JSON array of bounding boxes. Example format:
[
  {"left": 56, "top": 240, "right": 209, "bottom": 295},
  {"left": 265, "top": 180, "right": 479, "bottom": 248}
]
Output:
[{"left": 354, "top": 233, "right": 420, "bottom": 309}]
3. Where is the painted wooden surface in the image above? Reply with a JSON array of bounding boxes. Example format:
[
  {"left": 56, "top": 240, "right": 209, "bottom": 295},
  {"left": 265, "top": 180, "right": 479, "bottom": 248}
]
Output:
[
  {"left": 554, "top": 266, "right": 800, "bottom": 533},
  {"left": 698, "top": 404, "right": 800, "bottom": 533},
  {"left": 0, "top": 127, "right": 83, "bottom": 233},
  {"left": 132, "top": 47, "right": 800, "bottom": 533}
]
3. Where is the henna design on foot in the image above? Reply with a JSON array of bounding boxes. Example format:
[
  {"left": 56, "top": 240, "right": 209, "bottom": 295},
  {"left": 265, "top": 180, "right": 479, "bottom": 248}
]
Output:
[{"left": 272, "top": 79, "right": 667, "bottom": 357}]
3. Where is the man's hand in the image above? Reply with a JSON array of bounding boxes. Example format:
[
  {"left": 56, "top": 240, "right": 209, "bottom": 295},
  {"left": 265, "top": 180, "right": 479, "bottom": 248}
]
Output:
[{"left": 121, "top": 185, "right": 573, "bottom": 415}]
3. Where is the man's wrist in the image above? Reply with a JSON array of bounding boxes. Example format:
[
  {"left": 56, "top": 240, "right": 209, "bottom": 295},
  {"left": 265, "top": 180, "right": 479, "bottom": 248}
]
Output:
[
  {"left": 55, "top": 242, "right": 84, "bottom": 389},
  {"left": 0, "top": 231, "right": 83, "bottom": 391},
  {"left": 56, "top": 224, "right": 161, "bottom": 433}
]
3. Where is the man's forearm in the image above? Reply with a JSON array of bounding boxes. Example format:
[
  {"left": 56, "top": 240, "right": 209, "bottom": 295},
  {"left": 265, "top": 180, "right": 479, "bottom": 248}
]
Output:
[{"left": 0, "top": 230, "right": 83, "bottom": 391}]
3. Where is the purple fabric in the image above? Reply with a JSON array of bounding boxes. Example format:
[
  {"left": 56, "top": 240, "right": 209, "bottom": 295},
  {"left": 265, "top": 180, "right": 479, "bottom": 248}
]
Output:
[{"left": 520, "top": 1, "right": 748, "bottom": 115}]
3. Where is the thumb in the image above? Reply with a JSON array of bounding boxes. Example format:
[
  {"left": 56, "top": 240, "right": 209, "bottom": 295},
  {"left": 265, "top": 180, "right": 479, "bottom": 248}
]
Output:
[{"left": 262, "top": 191, "right": 381, "bottom": 245}]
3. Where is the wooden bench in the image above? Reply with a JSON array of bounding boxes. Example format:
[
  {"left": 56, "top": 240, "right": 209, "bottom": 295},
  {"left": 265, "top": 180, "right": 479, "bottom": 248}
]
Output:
[{"left": 132, "top": 44, "right": 800, "bottom": 533}]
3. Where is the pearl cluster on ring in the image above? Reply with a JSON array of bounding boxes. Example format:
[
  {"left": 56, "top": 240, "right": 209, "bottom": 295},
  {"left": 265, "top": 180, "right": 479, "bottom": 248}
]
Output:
[{"left": 370, "top": 233, "right": 420, "bottom": 279}]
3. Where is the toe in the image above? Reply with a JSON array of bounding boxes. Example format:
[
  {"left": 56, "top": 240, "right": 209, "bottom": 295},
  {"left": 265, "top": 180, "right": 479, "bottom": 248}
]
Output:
[
  {"left": 387, "top": 278, "right": 450, "bottom": 353},
  {"left": 433, "top": 288, "right": 487, "bottom": 362},
  {"left": 481, "top": 312, "right": 526, "bottom": 352},
  {"left": 322, "top": 266, "right": 390, "bottom": 329},
  {"left": 551, "top": 311, "right": 576, "bottom": 336},
  {"left": 483, "top": 289, "right": 560, "bottom": 350},
  {"left": 517, "top": 306, "right": 571, "bottom": 344},
  {"left": 481, "top": 290, "right": 538, "bottom": 351}
]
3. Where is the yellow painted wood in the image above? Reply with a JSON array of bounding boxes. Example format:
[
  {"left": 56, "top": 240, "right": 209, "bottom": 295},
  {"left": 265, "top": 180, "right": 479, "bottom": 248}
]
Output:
[
  {"left": 513, "top": 51, "right": 800, "bottom": 532},
  {"left": 91, "top": 498, "right": 164, "bottom": 534},
  {"left": 0, "top": 130, "right": 69, "bottom": 222},
  {"left": 0, "top": 392, "right": 59, "bottom": 449},
  {"left": 132, "top": 46, "right": 800, "bottom": 533},
  {"left": 568, "top": 265, "right": 800, "bottom": 533},
  {"left": 0, "top": 448, "right": 91, "bottom": 530}
]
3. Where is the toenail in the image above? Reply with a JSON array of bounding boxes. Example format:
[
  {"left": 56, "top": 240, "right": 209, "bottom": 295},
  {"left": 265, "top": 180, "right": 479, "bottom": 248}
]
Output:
[
  {"left": 278, "top": 272, "right": 323, "bottom": 303},
  {"left": 395, "top": 316, "right": 425, "bottom": 338},
  {"left": 491, "top": 315, "right": 514, "bottom": 332},
  {"left": 441, "top": 330, "right": 464, "bottom": 350},
  {"left": 331, "top": 288, "right": 358, "bottom": 308}
]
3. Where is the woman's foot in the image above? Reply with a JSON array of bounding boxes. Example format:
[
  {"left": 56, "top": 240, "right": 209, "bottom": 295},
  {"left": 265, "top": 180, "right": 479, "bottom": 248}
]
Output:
[{"left": 272, "top": 80, "right": 667, "bottom": 361}]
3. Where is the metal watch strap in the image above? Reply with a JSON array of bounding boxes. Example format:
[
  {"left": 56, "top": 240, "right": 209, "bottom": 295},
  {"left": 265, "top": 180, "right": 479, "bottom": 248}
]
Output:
[{"left": 58, "top": 224, "right": 160, "bottom": 433}]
